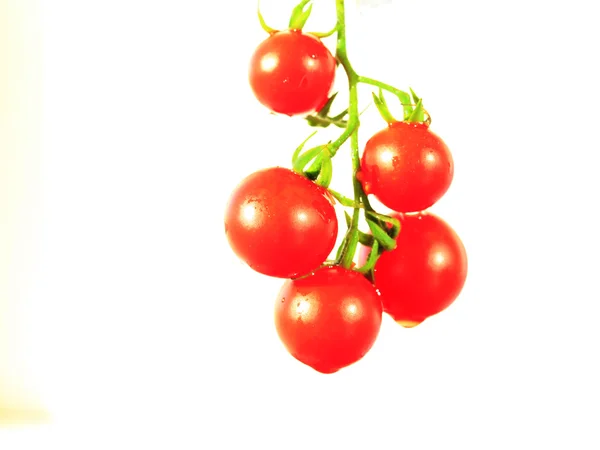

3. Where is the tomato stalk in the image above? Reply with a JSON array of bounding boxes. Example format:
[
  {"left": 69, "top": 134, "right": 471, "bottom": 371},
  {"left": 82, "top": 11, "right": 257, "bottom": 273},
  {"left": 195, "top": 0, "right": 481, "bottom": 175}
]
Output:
[
  {"left": 288, "top": 0, "right": 414, "bottom": 272},
  {"left": 333, "top": 0, "right": 363, "bottom": 269}
]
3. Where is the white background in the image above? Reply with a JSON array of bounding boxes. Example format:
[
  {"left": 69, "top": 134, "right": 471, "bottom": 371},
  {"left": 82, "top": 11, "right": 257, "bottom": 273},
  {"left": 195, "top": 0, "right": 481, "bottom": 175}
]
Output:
[{"left": 3, "top": 0, "right": 600, "bottom": 448}]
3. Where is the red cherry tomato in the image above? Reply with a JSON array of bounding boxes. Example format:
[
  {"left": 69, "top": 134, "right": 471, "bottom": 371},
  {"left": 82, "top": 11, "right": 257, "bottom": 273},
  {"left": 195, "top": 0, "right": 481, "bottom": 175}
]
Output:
[
  {"left": 358, "top": 122, "right": 454, "bottom": 213},
  {"left": 274, "top": 266, "right": 382, "bottom": 374},
  {"left": 224, "top": 167, "right": 338, "bottom": 278},
  {"left": 249, "top": 30, "right": 336, "bottom": 116},
  {"left": 360, "top": 212, "right": 467, "bottom": 327}
]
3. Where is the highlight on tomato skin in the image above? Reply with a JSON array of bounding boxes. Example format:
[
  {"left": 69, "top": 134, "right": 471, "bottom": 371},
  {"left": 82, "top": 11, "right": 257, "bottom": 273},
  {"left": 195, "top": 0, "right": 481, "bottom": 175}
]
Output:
[
  {"left": 358, "top": 121, "right": 454, "bottom": 213},
  {"left": 358, "top": 212, "right": 468, "bottom": 327},
  {"left": 274, "top": 266, "right": 383, "bottom": 374},
  {"left": 224, "top": 167, "right": 338, "bottom": 279},
  {"left": 248, "top": 29, "right": 337, "bottom": 116}
]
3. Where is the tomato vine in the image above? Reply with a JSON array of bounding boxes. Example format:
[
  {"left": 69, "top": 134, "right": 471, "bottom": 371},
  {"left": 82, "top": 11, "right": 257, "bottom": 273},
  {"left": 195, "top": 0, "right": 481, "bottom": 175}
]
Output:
[{"left": 225, "top": 0, "right": 468, "bottom": 373}]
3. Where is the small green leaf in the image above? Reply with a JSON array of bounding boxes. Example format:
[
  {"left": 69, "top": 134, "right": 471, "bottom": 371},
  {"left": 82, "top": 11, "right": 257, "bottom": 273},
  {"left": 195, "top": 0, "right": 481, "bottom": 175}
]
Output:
[
  {"left": 291, "top": 130, "right": 318, "bottom": 166},
  {"left": 288, "top": 0, "right": 313, "bottom": 30},
  {"left": 366, "top": 219, "right": 397, "bottom": 251},
  {"left": 257, "top": 2, "right": 276, "bottom": 34}
]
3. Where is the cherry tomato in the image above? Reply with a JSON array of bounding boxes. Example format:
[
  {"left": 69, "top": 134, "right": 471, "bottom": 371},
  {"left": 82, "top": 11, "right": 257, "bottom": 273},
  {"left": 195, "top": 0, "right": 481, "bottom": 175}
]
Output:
[
  {"left": 360, "top": 212, "right": 467, "bottom": 327},
  {"left": 358, "top": 121, "right": 454, "bottom": 213},
  {"left": 274, "top": 266, "right": 382, "bottom": 373},
  {"left": 224, "top": 167, "right": 338, "bottom": 278},
  {"left": 249, "top": 30, "right": 336, "bottom": 116}
]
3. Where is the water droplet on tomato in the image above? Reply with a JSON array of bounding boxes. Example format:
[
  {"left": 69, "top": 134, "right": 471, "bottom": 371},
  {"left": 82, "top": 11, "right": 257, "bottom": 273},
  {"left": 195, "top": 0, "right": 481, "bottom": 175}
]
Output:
[{"left": 396, "top": 319, "right": 423, "bottom": 328}]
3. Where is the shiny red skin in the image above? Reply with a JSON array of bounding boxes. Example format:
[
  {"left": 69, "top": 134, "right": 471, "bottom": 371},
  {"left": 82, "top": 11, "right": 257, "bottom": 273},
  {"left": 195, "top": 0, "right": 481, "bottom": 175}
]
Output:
[
  {"left": 274, "top": 266, "right": 382, "bottom": 374},
  {"left": 359, "top": 122, "right": 454, "bottom": 213},
  {"left": 360, "top": 212, "right": 467, "bottom": 326},
  {"left": 224, "top": 167, "right": 338, "bottom": 279},
  {"left": 249, "top": 30, "right": 336, "bottom": 116}
]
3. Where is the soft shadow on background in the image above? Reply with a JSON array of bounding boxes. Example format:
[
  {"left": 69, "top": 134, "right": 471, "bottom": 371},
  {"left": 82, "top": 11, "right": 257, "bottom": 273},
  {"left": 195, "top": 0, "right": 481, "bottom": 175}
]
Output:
[
  {"left": 1, "top": 0, "right": 600, "bottom": 448},
  {"left": 0, "top": 0, "right": 48, "bottom": 426}
]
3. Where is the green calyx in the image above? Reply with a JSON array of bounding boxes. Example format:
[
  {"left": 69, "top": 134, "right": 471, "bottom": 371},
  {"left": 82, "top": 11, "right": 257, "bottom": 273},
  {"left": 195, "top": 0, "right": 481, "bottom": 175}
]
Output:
[
  {"left": 291, "top": 131, "right": 333, "bottom": 188},
  {"left": 372, "top": 89, "right": 396, "bottom": 124},
  {"left": 370, "top": 86, "right": 429, "bottom": 125},
  {"left": 406, "top": 88, "right": 425, "bottom": 123},
  {"left": 358, "top": 76, "right": 431, "bottom": 125},
  {"left": 258, "top": 0, "right": 336, "bottom": 38}
]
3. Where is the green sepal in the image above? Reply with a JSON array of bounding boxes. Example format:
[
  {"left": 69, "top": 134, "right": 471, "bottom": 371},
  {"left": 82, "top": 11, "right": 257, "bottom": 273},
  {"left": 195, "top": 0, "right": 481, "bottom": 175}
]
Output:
[
  {"left": 397, "top": 90, "right": 414, "bottom": 121},
  {"left": 406, "top": 88, "right": 424, "bottom": 123},
  {"left": 315, "top": 150, "right": 333, "bottom": 188},
  {"left": 340, "top": 224, "right": 360, "bottom": 269},
  {"left": 304, "top": 153, "right": 322, "bottom": 178},
  {"left": 331, "top": 108, "right": 348, "bottom": 121},
  {"left": 357, "top": 240, "right": 380, "bottom": 274},
  {"left": 372, "top": 89, "right": 396, "bottom": 124},
  {"left": 257, "top": 3, "right": 276, "bottom": 34},
  {"left": 304, "top": 94, "right": 348, "bottom": 129},
  {"left": 365, "top": 210, "right": 401, "bottom": 238},
  {"left": 305, "top": 115, "right": 347, "bottom": 128},
  {"left": 309, "top": 23, "right": 338, "bottom": 38},
  {"left": 366, "top": 218, "right": 397, "bottom": 251},
  {"left": 318, "top": 92, "right": 338, "bottom": 117},
  {"left": 344, "top": 210, "right": 352, "bottom": 228},
  {"left": 293, "top": 145, "right": 324, "bottom": 174},
  {"left": 408, "top": 97, "right": 425, "bottom": 123},
  {"left": 329, "top": 189, "right": 361, "bottom": 208},
  {"left": 291, "top": 130, "right": 318, "bottom": 167},
  {"left": 288, "top": 0, "right": 313, "bottom": 30},
  {"left": 409, "top": 87, "right": 420, "bottom": 105},
  {"left": 334, "top": 229, "right": 350, "bottom": 263},
  {"left": 344, "top": 212, "right": 374, "bottom": 246}
]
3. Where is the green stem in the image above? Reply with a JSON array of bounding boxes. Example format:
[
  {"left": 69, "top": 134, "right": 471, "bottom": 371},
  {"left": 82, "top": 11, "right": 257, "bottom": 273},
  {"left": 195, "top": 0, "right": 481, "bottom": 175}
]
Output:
[
  {"left": 334, "top": 0, "right": 363, "bottom": 270},
  {"left": 289, "top": 1, "right": 406, "bottom": 273}
]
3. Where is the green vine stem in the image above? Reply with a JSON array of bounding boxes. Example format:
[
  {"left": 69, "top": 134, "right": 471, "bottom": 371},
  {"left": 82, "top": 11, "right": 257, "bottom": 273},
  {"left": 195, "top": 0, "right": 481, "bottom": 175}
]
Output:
[
  {"left": 333, "top": 0, "right": 362, "bottom": 269},
  {"left": 287, "top": 0, "right": 421, "bottom": 271}
]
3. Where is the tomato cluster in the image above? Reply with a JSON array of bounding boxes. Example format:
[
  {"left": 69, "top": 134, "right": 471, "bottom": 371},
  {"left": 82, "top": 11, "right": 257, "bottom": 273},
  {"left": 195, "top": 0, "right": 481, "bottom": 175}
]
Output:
[{"left": 224, "top": 0, "right": 468, "bottom": 374}]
